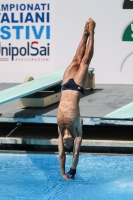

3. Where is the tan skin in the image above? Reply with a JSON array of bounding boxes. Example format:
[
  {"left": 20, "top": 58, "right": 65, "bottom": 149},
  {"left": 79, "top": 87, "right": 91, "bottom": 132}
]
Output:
[{"left": 57, "top": 18, "right": 95, "bottom": 180}]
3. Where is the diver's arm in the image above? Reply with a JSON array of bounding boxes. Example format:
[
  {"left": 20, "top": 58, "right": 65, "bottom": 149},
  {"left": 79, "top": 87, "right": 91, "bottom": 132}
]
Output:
[
  {"left": 65, "top": 136, "right": 82, "bottom": 180},
  {"left": 58, "top": 132, "right": 69, "bottom": 180},
  {"left": 58, "top": 133, "right": 65, "bottom": 174},
  {"left": 71, "top": 136, "right": 82, "bottom": 169}
]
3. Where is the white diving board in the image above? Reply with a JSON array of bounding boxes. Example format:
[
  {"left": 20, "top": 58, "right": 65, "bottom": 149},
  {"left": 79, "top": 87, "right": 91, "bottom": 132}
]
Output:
[
  {"left": 0, "top": 70, "right": 65, "bottom": 105},
  {"left": 104, "top": 102, "right": 133, "bottom": 119},
  {"left": 0, "top": 68, "right": 95, "bottom": 106}
]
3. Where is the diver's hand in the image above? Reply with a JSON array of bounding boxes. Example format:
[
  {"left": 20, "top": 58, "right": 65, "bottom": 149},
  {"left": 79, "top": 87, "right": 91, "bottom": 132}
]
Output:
[
  {"left": 66, "top": 173, "right": 75, "bottom": 180},
  {"left": 62, "top": 173, "right": 75, "bottom": 180},
  {"left": 62, "top": 173, "right": 69, "bottom": 181},
  {"left": 62, "top": 168, "right": 76, "bottom": 180},
  {"left": 66, "top": 168, "right": 76, "bottom": 180}
]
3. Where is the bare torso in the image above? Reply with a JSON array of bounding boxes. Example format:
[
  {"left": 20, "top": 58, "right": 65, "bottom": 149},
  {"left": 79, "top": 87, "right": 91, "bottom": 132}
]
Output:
[{"left": 57, "top": 90, "right": 83, "bottom": 137}]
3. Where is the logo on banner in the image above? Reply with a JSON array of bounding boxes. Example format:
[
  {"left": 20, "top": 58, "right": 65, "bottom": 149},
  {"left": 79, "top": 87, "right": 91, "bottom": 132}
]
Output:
[
  {"left": 121, "top": 22, "right": 133, "bottom": 71},
  {"left": 122, "top": 22, "right": 133, "bottom": 41},
  {"left": 0, "top": 3, "right": 51, "bottom": 61},
  {"left": 123, "top": 0, "right": 133, "bottom": 9},
  {"left": 121, "top": 2, "right": 133, "bottom": 71}
]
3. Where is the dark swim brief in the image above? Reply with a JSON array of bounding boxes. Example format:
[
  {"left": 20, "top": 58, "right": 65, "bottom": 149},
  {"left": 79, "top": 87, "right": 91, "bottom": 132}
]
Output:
[{"left": 62, "top": 79, "right": 84, "bottom": 95}]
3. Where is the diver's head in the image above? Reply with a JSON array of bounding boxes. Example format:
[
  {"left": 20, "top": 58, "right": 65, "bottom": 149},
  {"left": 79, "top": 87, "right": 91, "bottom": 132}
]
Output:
[{"left": 63, "top": 129, "right": 74, "bottom": 151}]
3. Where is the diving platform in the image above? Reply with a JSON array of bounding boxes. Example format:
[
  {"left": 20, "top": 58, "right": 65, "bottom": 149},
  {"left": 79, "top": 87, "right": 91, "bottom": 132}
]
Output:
[
  {"left": 1, "top": 81, "right": 133, "bottom": 153},
  {"left": 0, "top": 82, "right": 133, "bottom": 125}
]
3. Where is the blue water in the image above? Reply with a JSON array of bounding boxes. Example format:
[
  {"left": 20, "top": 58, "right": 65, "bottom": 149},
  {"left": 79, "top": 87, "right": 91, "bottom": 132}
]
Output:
[{"left": 0, "top": 153, "right": 133, "bottom": 200}]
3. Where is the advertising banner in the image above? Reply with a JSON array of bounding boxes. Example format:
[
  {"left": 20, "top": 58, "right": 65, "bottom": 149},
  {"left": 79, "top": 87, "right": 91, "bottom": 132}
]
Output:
[
  {"left": 0, "top": 0, "right": 55, "bottom": 82},
  {"left": 0, "top": 0, "right": 133, "bottom": 84}
]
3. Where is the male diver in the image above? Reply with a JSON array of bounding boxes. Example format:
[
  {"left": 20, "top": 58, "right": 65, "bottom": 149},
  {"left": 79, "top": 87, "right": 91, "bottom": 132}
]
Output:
[{"left": 57, "top": 18, "right": 95, "bottom": 180}]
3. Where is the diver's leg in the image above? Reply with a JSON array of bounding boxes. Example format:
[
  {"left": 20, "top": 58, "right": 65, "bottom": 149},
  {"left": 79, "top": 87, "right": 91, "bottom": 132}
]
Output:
[
  {"left": 74, "top": 19, "right": 95, "bottom": 87},
  {"left": 62, "top": 19, "right": 90, "bottom": 84}
]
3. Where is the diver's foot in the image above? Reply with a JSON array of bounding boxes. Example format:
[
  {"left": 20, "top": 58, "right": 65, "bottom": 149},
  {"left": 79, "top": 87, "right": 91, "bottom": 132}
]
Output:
[
  {"left": 84, "top": 19, "right": 91, "bottom": 36},
  {"left": 88, "top": 18, "right": 96, "bottom": 35}
]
